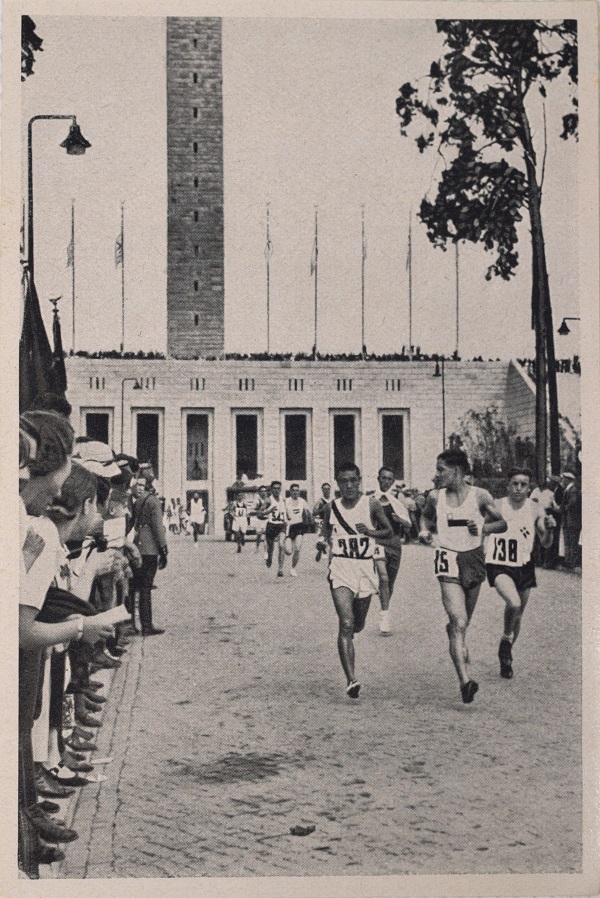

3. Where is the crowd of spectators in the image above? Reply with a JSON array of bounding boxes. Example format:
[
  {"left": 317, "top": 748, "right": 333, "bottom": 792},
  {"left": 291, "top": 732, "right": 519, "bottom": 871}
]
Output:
[{"left": 18, "top": 393, "right": 168, "bottom": 879}]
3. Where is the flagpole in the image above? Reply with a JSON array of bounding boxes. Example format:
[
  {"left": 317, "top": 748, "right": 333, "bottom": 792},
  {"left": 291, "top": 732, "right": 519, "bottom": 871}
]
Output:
[
  {"left": 71, "top": 200, "right": 75, "bottom": 352},
  {"left": 361, "top": 205, "right": 366, "bottom": 358},
  {"left": 455, "top": 242, "right": 459, "bottom": 358},
  {"left": 266, "top": 202, "right": 271, "bottom": 354},
  {"left": 120, "top": 202, "right": 125, "bottom": 354},
  {"left": 408, "top": 211, "right": 413, "bottom": 360},
  {"left": 313, "top": 206, "right": 318, "bottom": 358}
]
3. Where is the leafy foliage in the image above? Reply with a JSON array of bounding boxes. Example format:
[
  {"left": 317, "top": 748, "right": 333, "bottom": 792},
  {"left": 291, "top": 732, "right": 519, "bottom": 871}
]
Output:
[
  {"left": 458, "top": 404, "right": 517, "bottom": 479},
  {"left": 22, "top": 16, "right": 43, "bottom": 81},
  {"left": 396, "top": 20, "right": 578, "bottom": 280}
]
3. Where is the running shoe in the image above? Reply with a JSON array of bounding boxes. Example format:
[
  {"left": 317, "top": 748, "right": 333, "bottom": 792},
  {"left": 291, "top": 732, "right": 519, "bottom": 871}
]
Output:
[
  {"left": 460, "top": 680, "right": 479, "bottom": 704},
  {"left": 346, "top": 681, "right": 361, "bottom": 699},
  {"left": 498, "top": 638, "right": 513, "bottom": 679},
  {"left": 277, "top": 570, "right": 284, "bottom": 578},
  {"left": 290, "top": 569, "right": 298, "bottom": 578}
]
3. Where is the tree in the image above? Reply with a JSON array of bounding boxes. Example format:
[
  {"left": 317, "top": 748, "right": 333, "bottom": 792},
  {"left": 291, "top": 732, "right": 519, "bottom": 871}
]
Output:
[
  {"left": 396, "top": 20, "right": 578, "bottom": 483},
  {"left": 22, "top": 16, "right": 43, "bottom": 81},
  {"left": 458, "top": 404, "right": 517, "bottom": 488}
]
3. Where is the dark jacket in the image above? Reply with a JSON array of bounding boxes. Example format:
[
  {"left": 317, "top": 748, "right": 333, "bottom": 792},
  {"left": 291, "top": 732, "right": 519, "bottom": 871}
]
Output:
[
  {"left": 133, "top": 491, "right": 167, "bottom": 556},
  {"left": 561, "top": 482, "right": 582, "bottom": 530}
]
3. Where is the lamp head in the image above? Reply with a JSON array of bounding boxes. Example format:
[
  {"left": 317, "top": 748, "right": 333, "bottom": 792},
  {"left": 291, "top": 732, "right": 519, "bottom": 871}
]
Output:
[
  {"left": 558, "top": 319, "right": 570, "bottom": 336},
  {"left": 60, "top": 123, "right": 91, "bottom": 156}
]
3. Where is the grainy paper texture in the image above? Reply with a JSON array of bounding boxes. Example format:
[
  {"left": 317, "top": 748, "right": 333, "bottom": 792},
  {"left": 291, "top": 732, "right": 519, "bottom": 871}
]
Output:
[{"left": 2, "top": 1, "right": 599, "bottom": 896}]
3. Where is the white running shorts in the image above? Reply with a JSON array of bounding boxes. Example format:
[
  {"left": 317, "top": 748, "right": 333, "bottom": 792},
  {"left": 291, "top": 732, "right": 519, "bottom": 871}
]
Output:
[{"left": 328, "top": 556, "right": 378, "bottom": 598}]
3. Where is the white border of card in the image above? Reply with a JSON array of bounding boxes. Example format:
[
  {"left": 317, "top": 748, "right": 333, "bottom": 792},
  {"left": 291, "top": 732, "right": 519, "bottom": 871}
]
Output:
[{"left": 2, "top": 1, "right": 598, "bottom": 896}]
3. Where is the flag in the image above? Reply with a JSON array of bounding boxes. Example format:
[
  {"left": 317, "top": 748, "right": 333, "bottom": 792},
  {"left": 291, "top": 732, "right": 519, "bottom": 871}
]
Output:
[
  {"left": 115, "top": 233, "right": 123, "bottom": 267},
  {"left": 20, "top": 205, "right": 25, "bottom": 259},
  {"left": 264, "top": 235, "right": 273, "bottom": 261},
  {"left": 310, "top": 236, "right": 318, "bottom": 275},
  {"left": 19, "top": 269, "right": 58, "bottom": 411},
  {"left": 406, "top": 215, "right": 412, "bottom": 270},
  {"left": 51, "top": 304, "right": 67, "bottom": 393},
  {"left": 362, "top": 233, "right": 367, "bottom": 263},
  {"left": 66, "top": 236, "right": 74, "bottom": 268}
]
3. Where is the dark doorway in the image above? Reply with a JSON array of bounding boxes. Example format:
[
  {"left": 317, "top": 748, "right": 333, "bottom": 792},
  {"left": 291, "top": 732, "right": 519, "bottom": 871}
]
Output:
[
  {"left": 85, "top": 412, "right": 109, "bottom": 445},
  {"left": 333, "top": 414, "right": 355, "bottom": 475},
  {"left": 187, "top": 414, "right": 209, "bottom": 481},
  {"left": 285, "top": 415, "right": 307, "bottom": 481},
  {"left": 235, "top": 414, "right": 258, "bottom": 480},
  {"left": 136, "top": 413, "right": 160, "bottom": 477},
  {"left": 382, "top": 415, "right": 404, "bottom": 480}
]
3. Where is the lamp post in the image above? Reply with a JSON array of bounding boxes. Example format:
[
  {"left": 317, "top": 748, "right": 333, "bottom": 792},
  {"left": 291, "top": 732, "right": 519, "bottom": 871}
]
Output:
[
  {"left": 120, "top": 377, "right": 141, "bottom": 453},
  {"left": 27, "top": 115, "right": 91, "bottom": 279},
  {"left": 433, "top": 355, "right": 446, "bottom": 450},
  {"left": 557, "top": 317, "right": 580, "bottom": 336}
]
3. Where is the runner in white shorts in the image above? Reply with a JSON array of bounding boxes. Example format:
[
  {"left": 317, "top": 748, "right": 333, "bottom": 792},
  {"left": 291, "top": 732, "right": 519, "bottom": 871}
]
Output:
[
  {"left": 231, "top": 493, "right": 249, "bottom": 553},
  {"left": 252, "top": 485, "right": 271, "bottom": 554},
  {"left": 317, "top": 462, "right": 391, "bottom": 698}
]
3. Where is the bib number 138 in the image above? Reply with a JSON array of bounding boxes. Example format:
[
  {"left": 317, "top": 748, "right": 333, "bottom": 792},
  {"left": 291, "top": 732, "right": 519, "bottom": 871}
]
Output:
[{"left": 492, "top": 537, "right": 518, "bottom": 564}]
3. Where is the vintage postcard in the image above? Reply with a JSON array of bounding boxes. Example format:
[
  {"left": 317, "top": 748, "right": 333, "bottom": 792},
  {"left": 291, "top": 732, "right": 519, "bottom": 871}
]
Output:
[{"left": 1, "top": 0, "right": 598, "bottom": 896}]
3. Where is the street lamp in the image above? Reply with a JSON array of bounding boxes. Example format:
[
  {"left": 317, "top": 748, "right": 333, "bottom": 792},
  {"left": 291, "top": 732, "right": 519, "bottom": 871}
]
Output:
[
  {"left": 557, "top": 317, "right": 580, "bottom": 336},
  {"left": 433, "top": 355, "right": 446, "bottom": 450},
  {"left": 120, "top": 378, "right": 141, "bottom": 453},
  {"left": 27, "top": 115, "right": 91, "bottom": 279}
]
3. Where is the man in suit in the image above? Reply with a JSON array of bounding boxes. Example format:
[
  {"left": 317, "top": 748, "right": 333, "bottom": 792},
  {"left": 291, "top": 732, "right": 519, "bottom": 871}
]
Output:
[
  {"left": 560, "top": 471, "right": 582, "bottom": 569},
  {"left": 132, "top": 469, "right": 168, "bottom": 635}
]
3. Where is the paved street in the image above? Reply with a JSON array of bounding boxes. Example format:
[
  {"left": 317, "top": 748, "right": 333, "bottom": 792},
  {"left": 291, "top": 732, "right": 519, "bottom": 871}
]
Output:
[{"left": 60, "top": 535, "right": 581, "bottom": 878}]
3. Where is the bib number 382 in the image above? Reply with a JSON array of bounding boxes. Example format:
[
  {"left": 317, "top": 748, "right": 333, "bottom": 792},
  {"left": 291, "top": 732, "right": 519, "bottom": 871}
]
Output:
[{"left": 434, "top": 548, "right": 459, "bottom": 578}]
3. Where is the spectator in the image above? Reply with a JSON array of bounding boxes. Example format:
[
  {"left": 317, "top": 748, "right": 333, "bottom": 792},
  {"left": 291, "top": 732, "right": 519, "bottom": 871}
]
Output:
[
  {"left": 561, "top": 472, "right": 582, "bottom": 569},
  {"left": 131, "top": 470, "right": 168, "bottom": 636}
]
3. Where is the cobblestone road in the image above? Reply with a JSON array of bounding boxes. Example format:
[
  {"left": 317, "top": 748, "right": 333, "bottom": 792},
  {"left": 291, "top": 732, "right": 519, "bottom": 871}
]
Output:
[{"left": 61, "top": 536, "right": 582, "bottom": 878}]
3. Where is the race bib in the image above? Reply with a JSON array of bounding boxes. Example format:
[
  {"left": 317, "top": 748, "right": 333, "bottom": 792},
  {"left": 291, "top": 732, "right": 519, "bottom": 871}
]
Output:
[
  {"left": 335, "top": 535, "right": 373, "bottom": 559},
  {"left": 434, "top": 548, "right": 459, "bottom": 578},
  {"left": 235, "top": 506, "right": 246, "bottom": 517},
  {"left": 373, "top": 544, "right": 385, "bottom": 561},
  {"left": 488, "top": 535, "right": 521, "bottom": 567}
]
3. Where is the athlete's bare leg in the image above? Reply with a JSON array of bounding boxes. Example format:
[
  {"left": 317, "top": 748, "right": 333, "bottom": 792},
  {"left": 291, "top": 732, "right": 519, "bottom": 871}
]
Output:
[
  {"left": 331, "top": 587, "right": 371, "bottom": 685},
  {"left": 440, "top": 581, "right": 471, "bottom": 687},
  {"left": 493, "top": 574, "right": 522, "bottom": 640},
  {"left": 375, "top": 559, "right": 390, "bottom": 611},
  {"left": 291, "top": 534, "right": 303, "bottom": 570},
  {"left": 277, "top": 532, "right": 286, "bottom": 575},
  {"left": 512, "top": 590, "right": 530, "bottom": 644}
]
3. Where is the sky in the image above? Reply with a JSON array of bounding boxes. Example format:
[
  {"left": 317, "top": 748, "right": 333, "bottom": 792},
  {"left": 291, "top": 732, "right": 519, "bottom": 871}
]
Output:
[{"left": 22, "top": 15, "right": 580, "bottom": 360}]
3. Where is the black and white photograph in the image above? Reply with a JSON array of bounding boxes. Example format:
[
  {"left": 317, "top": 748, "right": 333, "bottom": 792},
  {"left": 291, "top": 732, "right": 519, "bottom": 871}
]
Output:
[{"left": 3, "top": 0, "right": 599, "bottom": 893}]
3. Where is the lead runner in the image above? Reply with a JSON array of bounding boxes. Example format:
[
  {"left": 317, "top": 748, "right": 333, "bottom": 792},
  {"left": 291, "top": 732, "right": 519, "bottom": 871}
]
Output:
[
  {"left": 317, "top": 462, "right": 392, "bottom": 698},
  {"left": 420, "top": 450, "right": 506, "bottom": 704}
]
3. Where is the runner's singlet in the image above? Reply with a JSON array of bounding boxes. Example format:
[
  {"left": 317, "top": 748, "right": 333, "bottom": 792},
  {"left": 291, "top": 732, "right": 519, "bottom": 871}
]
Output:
[
  {"left": 330, "top": 495, "right": 375, "bottom": 559},
  {"left": 285, "top": 496, "right": 308, "bottom": 525},
  {"left": 267, "top": 498, "right": 287, "bottom": 525},
  {"left": 436, "top": 488, "right": 484, "bottom": 552},
  {"left": 485, "top": 497, "right": 538, "bottom": 567}
]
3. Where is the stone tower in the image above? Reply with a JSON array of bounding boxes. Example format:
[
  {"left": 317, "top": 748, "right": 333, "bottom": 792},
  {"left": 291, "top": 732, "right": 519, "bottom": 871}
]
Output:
[{"left": 166, "top": 18, "right": 224, "bottom": 358}]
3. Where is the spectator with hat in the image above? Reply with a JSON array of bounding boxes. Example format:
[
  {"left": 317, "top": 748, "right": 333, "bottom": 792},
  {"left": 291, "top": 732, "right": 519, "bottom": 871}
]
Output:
[{"left": 561, "top": 471, "right": 581, "bottom": 569}]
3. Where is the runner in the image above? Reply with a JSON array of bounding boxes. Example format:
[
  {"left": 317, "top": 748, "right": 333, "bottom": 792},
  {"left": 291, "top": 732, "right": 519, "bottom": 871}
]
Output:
[
  {"left": 230, "top": 492, "right": 249, "bottom": 553},
  {"left": 252, "top": 485, "right": 271, "bottom": 553},
  {"left": 284, "top": 483, "right": 311, "bottom": 577},
  {"left": 317, "top": 463, "right": 392, "bottom": 698},
  {"left": 264, "top": 481, "right": 287, "bottom": 576},
  {"left": 485, "top": 468, "right": 555, "bottom": 679},
  {"left": 312, "top": 483, "right": 332, "bottom": 562},
  {"left": 420, "top": 450, "right": 506, "bottom": 704},
  {"left": 371, "top": 467, "right": 412, "bottom": 634}
]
